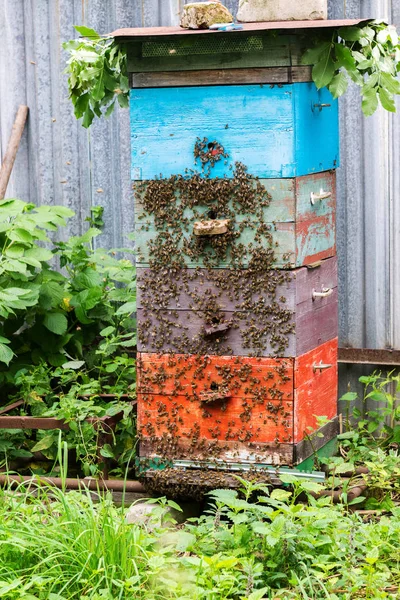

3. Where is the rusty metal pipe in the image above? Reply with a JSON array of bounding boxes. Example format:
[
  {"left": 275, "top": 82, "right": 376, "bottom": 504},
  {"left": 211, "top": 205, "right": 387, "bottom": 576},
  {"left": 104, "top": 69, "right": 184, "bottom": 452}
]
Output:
[{"left": 0, "top": 475, "right": 146, "bottom": 493}]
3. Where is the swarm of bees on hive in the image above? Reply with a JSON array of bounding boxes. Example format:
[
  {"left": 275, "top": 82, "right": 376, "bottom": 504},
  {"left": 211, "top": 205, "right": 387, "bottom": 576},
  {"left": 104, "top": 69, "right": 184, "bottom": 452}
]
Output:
[{"left": 135, "top": 139, "right": 298, "bottom": 498}]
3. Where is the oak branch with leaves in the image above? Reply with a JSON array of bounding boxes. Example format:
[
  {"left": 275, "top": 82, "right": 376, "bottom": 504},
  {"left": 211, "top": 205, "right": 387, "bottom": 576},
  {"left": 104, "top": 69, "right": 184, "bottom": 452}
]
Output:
[{"left": 64, "top": 21, "right": 400, "bottom": 127}]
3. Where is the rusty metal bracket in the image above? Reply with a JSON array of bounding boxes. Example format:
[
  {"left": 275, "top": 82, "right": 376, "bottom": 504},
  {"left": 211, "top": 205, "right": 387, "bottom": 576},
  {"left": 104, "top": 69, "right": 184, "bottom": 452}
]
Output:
[{"left": 338, "top": 348, "right": 400, "bottom": 366}]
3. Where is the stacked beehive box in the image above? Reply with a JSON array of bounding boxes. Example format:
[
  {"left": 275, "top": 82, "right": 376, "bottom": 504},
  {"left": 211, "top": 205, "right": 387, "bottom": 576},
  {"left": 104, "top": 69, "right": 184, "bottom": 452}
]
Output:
[{"left": 124, "top": 24, "right": 340, "bottom": 472}]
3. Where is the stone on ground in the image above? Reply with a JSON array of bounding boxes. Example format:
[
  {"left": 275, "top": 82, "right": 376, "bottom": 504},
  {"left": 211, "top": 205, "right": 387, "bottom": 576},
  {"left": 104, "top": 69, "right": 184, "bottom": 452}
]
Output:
[{"left": 126, "top": 500, "right": 201, "bottom": 526}]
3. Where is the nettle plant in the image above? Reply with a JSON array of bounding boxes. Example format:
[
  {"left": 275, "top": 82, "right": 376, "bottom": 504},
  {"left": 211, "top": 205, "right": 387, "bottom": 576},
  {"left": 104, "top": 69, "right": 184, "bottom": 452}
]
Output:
[{"left": 64, "top": 20, "right": 400, "bottom": 127}]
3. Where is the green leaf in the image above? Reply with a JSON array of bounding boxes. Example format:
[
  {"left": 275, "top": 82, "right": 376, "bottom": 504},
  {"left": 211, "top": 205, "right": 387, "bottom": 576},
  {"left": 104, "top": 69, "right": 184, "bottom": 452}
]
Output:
[
  {"left": 0, "top": 580, "right": 23, "bottom": 597},
  {"left": 116, "top": 301, "right": 136, "bottom": 315},
  {"left": 334, "top": 43, "right": 356, "bottom": 71},
  {"left": 270, "top": 489, "right": 292, "bottom": 502},
  {"left": 312, "top": 46, "right": 337, "bottom": 89},
  {"left": 119, "top": 338, "right": 137, "bottom": 347},
  {"left": 92, "top": 67, "right": 105, "bottom": 102},
  {"left": 74, "top": 26, "right": 101, "bottom": 39},
  {"left": 329, "top": 72, "right": 348, "bottom": 98},
  {"left": 379, "top": 87, "right": 397, "bottom": 112},
  {"left": 82, "top": 105, "right": 95, "bottom": 128},
  {"left": 338, "top": 26, "right": 362, "bottom": 41},
  {"left": 105, "top": 101, "right": 116, "bottom": 118},
  {"left": 100, "top": 326, "right": 115, "bottom": 337},
  {"left": 43, "top": 312, "right": 68, "bottom": 335},
  {"left": 62, "top": 360, "right": 85, "bottom": 370},
  {"left": 25, "top": 247, "right": 54, "bottom": 262},
  {"left": 366, "top": 390, "right": 387, "bottom": 402},
  {"left": 74, "top": 93, "right": 90, "bottom": 119},
  {"left": 348, "top": 496, "right": 366, "bottom": 506},
  {"left": 8, "top": 228, "right": 33, "bottom": 243},
  {"left": 73, "top": 268, "right": 102, "bottom": 289},
  {"left": 11, "top": 449, "right": 33, "bottom": 458},
  {"left": 4, "top": 244, "right": 25, "bottom": 258},
  {"left": 340, "top": 392, "right": 358, "bottom": 402},
  {"left": 301, "top": 42, "right": 331, "bottom": 65},
  {"left": 117, "top": 93, "right": 129, "bottom": 108},
  {"left": 0, "top": 336, "right": 10, "bottom": 344},
  {"left": 40, "top": 281, "right": 66, "bottom": 308},
  {"left": 246, "top": 588, "right": 270, "bottom": 600},
  {"left": 100, "top": 444, "right": 115, "bottom": 458},
  {"left": 358, "top": 59, "right": 373, "bottom": 70},
  {"left": 300, "top": 481, "right": 325, "bottom": 493},
  {"left": 161, "top": 531, "right": 195, "bottom": 552},
  {"left": 366, "top": 546, "right": 379, "bottom": 565},
  {"left": 380, "top": 71, "right": 400, "bottom": 94},
  {"left": 0, "top": 343, "right": 14, "bottom": 365},
  {"left": 31, "top": 435, "right": 56, "bottom": 453},
  {"left": 362, "top": 87, "right": 379, "bottom": 116}
]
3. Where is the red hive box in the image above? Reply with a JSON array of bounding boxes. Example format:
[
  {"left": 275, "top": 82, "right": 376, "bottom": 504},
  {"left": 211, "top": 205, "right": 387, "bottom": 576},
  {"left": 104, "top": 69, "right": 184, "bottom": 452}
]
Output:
[{"left": 138, "top": 338, "right": 337, "bottom": 466}]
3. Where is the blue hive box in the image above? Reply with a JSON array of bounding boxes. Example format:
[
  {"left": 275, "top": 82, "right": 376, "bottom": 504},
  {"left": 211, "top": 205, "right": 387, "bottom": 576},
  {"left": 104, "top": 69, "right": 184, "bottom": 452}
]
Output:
[{"left": 130, "top": 83, "right": 339, "bottom": 181}]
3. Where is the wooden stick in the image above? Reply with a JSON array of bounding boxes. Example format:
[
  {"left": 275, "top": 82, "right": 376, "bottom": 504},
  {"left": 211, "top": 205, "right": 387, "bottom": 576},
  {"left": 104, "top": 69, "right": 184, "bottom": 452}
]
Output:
[{"left": 0, "top": 105, "right": 29, "bottom": 199}]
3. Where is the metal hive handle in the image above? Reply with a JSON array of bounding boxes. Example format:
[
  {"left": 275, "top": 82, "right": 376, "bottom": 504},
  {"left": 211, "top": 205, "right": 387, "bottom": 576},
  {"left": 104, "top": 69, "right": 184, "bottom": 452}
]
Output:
[
  {"left": 310, "top": 189, "right": 332, "bottom": 205},
  {"left": 312, "top": 287, "right": 333, "bottom": 300},
  {"left": 313, "top": 361, "right": 333, "bottom": 373}
]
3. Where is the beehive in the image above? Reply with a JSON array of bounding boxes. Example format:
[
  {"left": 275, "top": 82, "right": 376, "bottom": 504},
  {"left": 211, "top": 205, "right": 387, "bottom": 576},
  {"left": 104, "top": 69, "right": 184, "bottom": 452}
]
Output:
[{"left": 113, "top": 20, "right": 354, "bottom": 473}]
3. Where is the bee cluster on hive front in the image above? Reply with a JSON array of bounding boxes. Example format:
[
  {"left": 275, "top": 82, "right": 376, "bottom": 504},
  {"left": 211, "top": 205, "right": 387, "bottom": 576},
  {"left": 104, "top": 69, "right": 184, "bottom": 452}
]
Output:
[
  {"left": 136, "top": 142, "right": 296, "bottom": 359},
  {"left": 133, "top": 142, "right": 338, "bottom": 488}
]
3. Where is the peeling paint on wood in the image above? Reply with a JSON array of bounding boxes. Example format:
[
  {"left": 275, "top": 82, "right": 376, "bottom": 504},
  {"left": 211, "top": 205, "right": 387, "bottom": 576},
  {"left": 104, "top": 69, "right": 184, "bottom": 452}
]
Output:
[{"left": 135, "top": 172, "right": 336, "bottom": 268}]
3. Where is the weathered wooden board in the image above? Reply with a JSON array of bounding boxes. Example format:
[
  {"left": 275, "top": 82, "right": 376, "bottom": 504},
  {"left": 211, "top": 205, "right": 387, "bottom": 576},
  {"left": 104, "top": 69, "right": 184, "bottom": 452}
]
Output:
[
  {"left": 136, "top": 222, "right": 297, "bottom": 268},
  {"left": 136, "top": 216, "right": 335, "bottom": 269},
  {"left": 127, "top": 35, "right": 308, "bottom": 74},
  {"left": 130, "top": 66, "right": 313, "bottom": 88},
  {"left": 130, "top": 84, "right": 339, "bottom": 181},
  {"left": 137, "top": 258, "right": 338, "bottom": 357},
  {"left": 137, "top": 353, "right": 293, "bottom": 397},
  {"left": 137, "top": 257, "right": 337, "bottom": 310},
  {"left": 140, "top": 394, "right": 293, "bottom": 442},
  {"left": 294, "top": 337, "right": 338, "bottom": 442},
  {"left": 140, "top": 437, "right": 295, "bottom": 464},
  {"left": 137, "top": 339, "right": 338, "bottom": 465},
  {"left": 135, "top": 172, "right": 336, "bottom": 269},
  {"left": 137, "top": 297, "right": 337, "bottom": 357},
  {"left": 134, "top": 171, "right": 336, "bottom": 224}
]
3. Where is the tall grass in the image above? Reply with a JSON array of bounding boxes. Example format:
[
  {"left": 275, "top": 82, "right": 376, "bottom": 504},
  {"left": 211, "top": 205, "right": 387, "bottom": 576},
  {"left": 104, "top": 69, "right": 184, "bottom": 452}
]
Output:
[{"left": 0, "top": 482, "right": 160, "bottom": 599}]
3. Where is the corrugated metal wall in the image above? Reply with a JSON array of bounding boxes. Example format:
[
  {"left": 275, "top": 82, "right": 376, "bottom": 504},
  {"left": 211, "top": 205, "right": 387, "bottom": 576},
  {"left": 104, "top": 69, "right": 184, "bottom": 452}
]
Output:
[{"left": 0, "top": 0, "right": 399, "bottom": 376}]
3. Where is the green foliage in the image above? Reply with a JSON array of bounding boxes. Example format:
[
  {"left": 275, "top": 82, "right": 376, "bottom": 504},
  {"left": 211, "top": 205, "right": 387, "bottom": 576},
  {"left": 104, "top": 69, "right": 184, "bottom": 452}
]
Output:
[
  {"left": 302, "top": 20, "right": 400, "bottom": 116},
  {"left": 63, "top": 26, "right": 129, "bottom": 128},
  {"left": 85, "top": 205, "right": 105, "bottom": 229},
  {"left": 0, "top": 479, "right": 399, "bottom": 599},
  {"left": 0, "top": 199, "right": 136, "bottom": 476},
  {"left": 339, "top": 370, "right": 400, "bottom": 460},
  {"left": 0, "top": 199, "right": 74, "bottom": 364},
  {"left": 333, "top": 370, "right": 400, "bottom": 510}
]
